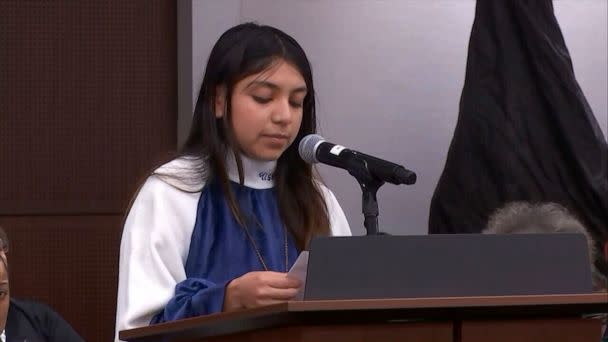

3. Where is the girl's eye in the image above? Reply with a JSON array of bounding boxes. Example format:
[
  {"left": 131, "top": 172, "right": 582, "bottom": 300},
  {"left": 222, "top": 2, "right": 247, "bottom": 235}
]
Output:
[{"left": 252, "top": 96, "right": 272, "bottom": 104}]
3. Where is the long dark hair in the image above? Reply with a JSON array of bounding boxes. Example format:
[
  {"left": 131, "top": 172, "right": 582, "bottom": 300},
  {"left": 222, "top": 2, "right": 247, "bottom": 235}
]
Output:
[{"left": 175, "top": 23, "right": 330, "bottom": 250}]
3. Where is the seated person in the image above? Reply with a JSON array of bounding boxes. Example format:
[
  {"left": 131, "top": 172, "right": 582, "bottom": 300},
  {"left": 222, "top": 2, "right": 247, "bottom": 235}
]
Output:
[
  {"left": 0, "top": 226, "right": 84, "bottom": 342},
  {"left": 483, "top": 202, "right": 607, "bottom": 340}
]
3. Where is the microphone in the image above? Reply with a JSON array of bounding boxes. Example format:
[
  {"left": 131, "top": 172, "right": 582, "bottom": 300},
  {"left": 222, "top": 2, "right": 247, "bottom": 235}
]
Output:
[{"left": 298, "top": 134, "right": 416, "bottom": 185}]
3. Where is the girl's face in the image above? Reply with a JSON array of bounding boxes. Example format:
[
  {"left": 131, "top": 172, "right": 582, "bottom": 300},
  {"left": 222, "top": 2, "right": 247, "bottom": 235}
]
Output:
[{"left": 216, "top": 60, "right": 306, "bottom": 161}]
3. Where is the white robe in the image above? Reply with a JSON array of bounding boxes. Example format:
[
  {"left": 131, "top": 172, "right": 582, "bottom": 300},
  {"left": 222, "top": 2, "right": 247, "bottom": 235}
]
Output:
[{"left": 114, "top": 155, "right": 351, "bottom": 341}]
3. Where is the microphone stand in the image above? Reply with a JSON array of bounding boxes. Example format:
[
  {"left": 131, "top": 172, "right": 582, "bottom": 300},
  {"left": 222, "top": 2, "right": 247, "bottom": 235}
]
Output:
[
  {"left": 345, "top": 157, "right": 386, "bottom": 235},
  {"left": 358, "top": 177, "right": 384, "bottom": 235}
]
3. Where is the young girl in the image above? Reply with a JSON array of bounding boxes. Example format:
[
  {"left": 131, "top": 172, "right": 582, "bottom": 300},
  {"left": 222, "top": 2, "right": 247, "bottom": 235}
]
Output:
[{"left": 114, "top": 23, "right": 351, "bottom": 337}]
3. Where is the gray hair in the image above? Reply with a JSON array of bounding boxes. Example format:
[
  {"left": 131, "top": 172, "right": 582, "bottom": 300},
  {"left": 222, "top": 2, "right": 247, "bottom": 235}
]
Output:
[{"left": 484, "top": 202, "right": 606, "bottom": 290}]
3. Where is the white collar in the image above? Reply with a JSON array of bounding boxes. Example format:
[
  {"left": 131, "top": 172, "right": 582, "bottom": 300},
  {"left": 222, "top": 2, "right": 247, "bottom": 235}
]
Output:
[{"left": 226, "top": 152, "right": 276, "bottom": 189}]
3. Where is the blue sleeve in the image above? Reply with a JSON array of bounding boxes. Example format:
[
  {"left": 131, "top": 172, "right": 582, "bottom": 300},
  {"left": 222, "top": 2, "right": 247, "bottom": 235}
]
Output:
[{"left": 150, "top": 277, "right": 230, "bottom": 324}]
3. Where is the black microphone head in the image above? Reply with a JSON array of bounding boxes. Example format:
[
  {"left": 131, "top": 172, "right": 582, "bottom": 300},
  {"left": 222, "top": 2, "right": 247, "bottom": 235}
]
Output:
[{"left": 299, "top": 134, "right": 325, "bottom": 164}]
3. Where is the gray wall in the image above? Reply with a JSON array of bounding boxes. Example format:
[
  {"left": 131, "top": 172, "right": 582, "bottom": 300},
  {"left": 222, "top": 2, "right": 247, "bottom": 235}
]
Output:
[{"left": 180, "top": 0, "right": 608, "bottom": 236}]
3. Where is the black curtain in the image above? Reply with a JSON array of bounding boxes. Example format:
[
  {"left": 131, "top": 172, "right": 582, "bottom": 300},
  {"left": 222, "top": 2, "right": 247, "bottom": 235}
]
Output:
[{"left": 428, "top": 0, "right": 607, "bottom": 259}]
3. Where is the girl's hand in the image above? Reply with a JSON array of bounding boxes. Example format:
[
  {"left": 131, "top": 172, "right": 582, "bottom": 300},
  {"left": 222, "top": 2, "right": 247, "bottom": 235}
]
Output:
[{"left": 223, "top": 271, "right": 301, "bottom": 311}]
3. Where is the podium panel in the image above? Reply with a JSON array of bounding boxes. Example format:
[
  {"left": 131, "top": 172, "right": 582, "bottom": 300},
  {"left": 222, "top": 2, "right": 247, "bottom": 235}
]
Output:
[
  {"left": 200, "top": 323, "right": 453, "bottom": 342},
  {"left": 461, "top": 318, "right": 602, "bottom": 342},
  {"left": 306, "top": 234, "right": 593, "bottom": 300},
  {"left": 119, "top": 294, "right": 607, "bottom": 342}
]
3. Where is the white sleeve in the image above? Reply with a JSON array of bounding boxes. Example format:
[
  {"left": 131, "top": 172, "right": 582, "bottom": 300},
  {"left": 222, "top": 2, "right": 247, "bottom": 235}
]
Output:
[
  {"left": 318, "top": 184, "right": 352, "bottom": 237},
  {"left": 114, "top": 175, "right": 201, "bottom": 341}
]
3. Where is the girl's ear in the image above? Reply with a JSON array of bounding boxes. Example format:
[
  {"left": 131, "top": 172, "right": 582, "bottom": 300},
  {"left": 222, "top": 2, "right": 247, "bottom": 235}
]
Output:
[{"left": 215, "top": 86, "right": 227, "bottom": 118}]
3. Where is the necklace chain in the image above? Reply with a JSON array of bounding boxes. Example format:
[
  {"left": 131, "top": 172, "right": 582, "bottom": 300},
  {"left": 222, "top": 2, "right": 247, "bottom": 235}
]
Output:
[{"left": 242, "top": 218, "right": 289, "bottom": 272}]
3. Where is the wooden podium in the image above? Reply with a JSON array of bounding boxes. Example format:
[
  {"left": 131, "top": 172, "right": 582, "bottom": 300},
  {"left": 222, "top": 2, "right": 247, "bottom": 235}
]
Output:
[{"left": 119, "top": 293, "right": 607, "bottom": 342}]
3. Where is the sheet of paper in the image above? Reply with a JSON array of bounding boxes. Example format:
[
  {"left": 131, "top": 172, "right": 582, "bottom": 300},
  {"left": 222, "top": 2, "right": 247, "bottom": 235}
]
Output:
[{"left": 287, "top": 251, "right": 309, "bottom": 301}]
